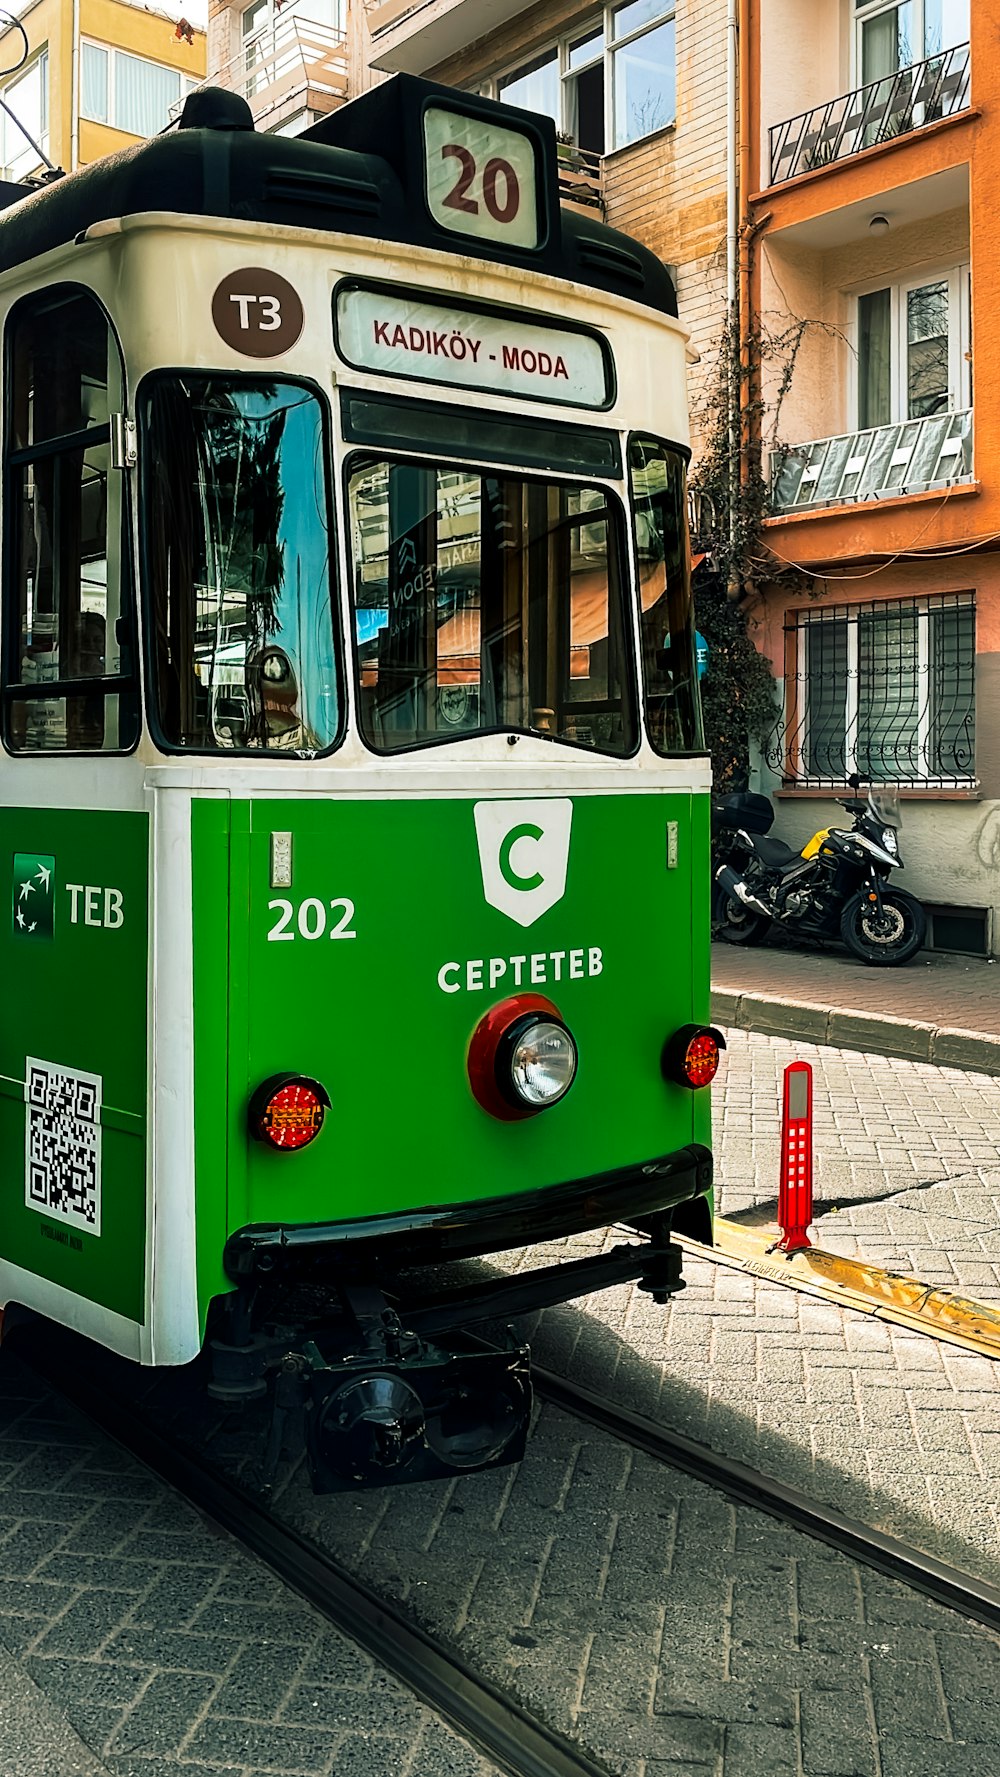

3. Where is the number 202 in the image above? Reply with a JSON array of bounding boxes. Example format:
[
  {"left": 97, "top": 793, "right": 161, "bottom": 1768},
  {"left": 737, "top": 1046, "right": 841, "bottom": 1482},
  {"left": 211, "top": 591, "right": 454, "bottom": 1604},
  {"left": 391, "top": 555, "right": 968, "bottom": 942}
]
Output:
[
  {"left": 267, "top": 897, "right": 357, "bottom": 942},
  {"left": 441, "top": 144, "right": 520, "bottom": 225}
]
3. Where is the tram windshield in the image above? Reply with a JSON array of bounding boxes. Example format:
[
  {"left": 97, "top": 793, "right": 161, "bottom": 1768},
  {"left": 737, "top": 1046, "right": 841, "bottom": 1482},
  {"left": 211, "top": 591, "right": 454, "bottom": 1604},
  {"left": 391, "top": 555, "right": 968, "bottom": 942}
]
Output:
[
  {"left": 141, "top": 376, "right": 340, "bottom": 753},
  {"left": 630, "top": 436, "right": 702, "bottom": 756},
  {"left": 348, "top": 458, "right": 637, "bottom": 755}
]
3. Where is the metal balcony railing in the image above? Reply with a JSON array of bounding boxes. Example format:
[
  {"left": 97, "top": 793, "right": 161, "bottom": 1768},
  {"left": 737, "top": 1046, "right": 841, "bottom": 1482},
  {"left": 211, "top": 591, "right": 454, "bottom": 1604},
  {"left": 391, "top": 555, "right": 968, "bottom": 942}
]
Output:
[
  {"left": 771, "top": 409, "right": 973, "bottom": 514},
  {"left": 557, "top": 145, "right": 603, "bottom": 217},
  {"left": 769, "top": 42, "right": 970, "bottom": 185},
  {"left": 183, "top": 16, "right": 347, "bottom": 128}
]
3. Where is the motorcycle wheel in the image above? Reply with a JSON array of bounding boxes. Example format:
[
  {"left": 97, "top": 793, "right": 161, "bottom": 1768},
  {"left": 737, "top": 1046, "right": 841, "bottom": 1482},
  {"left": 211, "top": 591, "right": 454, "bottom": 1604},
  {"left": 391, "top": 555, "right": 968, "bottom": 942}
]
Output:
[
  {"left": 839, "top": 888, "right": 926, "bottom": 966},
  {"left": 715, "top": 888, "right": 771, "bottom": 946}
]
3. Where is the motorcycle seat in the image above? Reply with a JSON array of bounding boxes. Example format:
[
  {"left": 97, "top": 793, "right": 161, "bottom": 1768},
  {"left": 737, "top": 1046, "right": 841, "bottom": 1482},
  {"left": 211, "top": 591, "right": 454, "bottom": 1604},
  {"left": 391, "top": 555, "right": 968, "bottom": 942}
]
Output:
[{"left": 747, "top": 833, "right": 800, "bottom": 868}]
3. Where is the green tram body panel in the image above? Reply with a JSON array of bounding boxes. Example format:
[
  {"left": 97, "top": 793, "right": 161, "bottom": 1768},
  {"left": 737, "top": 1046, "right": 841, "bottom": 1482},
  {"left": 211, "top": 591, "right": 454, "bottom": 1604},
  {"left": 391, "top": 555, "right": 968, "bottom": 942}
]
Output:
[
  {"left": 0, "top": 807, "right": 149, "bottom": 1324},
  {"left": 192, "top": 787, "right": 712, "bottom": 1316}
]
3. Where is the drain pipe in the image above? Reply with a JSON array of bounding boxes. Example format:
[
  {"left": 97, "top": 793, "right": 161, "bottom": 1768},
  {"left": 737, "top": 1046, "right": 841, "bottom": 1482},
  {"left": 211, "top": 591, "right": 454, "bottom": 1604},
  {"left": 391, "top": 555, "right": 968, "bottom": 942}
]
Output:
[{"left": 725, "top": 0, "right": 739, "bottom": 589}]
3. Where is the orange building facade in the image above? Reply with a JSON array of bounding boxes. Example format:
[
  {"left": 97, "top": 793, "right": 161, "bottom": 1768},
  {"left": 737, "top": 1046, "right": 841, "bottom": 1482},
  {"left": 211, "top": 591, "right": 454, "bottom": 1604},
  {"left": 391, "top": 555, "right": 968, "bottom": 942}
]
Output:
[{"left": 747, "top": 0, "right": 997, "bottom": 955}]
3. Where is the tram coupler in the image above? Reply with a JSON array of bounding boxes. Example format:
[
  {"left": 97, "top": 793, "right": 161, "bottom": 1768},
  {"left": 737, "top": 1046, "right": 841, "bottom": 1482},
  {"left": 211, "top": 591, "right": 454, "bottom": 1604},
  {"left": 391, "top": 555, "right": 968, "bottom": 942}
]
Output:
[{"left": 302, "top": 1328, "right": 531, "bottom": 1493}]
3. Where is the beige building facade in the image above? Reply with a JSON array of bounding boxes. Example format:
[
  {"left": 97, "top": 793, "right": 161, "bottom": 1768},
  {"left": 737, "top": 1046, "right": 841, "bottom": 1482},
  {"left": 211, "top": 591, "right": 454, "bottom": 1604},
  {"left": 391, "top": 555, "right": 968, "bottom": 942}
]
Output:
[
  {"left": 353, "top": 0, "right": 732, "bottom": 447},
  {"left": 200, "top": 0, "right": 733, "bottom": 452}
]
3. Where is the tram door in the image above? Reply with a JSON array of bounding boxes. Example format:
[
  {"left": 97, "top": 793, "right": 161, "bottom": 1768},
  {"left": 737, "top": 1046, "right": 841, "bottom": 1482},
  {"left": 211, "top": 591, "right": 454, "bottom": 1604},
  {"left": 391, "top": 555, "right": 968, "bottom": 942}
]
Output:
[{"left": 0, "top": 284, "right": 149, "bottom": 1334}]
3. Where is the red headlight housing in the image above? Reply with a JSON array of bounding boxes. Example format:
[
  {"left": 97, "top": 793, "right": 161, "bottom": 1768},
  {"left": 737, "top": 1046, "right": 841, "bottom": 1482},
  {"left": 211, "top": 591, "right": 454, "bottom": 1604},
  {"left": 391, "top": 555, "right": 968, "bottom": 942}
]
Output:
[
  {"left": 661, "top": 1024, "right": 725, "bottom": 1089},
  {"left": 248, "top": 1074, "right": 330, "bottom": 1150},
  {"left": 468, "top": 993, "right": 578, "bottom": 1121}
]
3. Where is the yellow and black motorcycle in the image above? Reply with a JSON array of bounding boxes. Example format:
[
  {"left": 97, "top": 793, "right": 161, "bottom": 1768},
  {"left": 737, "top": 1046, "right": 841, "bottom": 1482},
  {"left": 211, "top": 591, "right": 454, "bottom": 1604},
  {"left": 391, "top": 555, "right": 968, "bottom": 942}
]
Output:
[{"left": 713, "top": 785, "right": 926, "bottom": 966}]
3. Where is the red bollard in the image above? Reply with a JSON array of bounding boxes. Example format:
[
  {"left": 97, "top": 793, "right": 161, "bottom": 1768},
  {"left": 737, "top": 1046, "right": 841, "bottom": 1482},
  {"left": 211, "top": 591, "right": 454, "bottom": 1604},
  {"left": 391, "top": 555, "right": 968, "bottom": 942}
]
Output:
[{"left": 773, "top": 1060, "right": 813, "bottom": 1254}]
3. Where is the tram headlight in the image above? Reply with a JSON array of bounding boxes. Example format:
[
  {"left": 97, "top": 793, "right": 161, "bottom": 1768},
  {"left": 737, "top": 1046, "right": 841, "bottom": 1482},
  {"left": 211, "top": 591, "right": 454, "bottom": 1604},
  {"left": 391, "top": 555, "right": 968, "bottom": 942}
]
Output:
[
  {"left": 248, "top": 1073, "right": 330, "bottom": 1150},
  {"left": 503, "top": 1016, "right": 577, "bottom": 1109},
  {"left": 468, "top": 995, "right": 578, "bottom": 1120},
  {"left": 661, "top": 1025, "right": 726, "bottom": 1089}
]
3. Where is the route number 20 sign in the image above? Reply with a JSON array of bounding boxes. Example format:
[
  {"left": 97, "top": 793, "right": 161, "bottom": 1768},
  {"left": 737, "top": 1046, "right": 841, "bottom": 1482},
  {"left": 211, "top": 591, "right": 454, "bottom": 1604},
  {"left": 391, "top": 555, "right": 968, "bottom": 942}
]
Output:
[{"left": 423, "top": 105, "right": 540, "bottom": 252}]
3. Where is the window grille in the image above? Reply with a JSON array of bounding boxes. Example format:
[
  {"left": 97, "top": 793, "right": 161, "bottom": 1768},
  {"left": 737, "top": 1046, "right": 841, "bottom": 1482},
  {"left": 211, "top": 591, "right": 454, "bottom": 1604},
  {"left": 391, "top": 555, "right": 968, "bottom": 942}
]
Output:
[{"left": 765, "top": 593, "right": 975, "bottom": 789}]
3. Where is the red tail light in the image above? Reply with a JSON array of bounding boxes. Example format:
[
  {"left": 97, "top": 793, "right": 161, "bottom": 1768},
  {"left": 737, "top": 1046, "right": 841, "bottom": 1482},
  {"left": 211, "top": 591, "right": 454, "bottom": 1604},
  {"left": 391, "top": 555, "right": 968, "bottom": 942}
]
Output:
[
  {"left": 662, "top": 1025, "right": 725, "bottom": 1089},
  {"left": 249, "top": 1074, "right": 330, "bottom": 1150}
]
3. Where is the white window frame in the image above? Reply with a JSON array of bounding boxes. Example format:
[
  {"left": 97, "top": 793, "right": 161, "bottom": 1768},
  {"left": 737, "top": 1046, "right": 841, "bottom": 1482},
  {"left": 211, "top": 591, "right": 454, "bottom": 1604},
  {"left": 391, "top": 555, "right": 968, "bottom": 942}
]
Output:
[
  {"left": 79, "top": 39, "right": 197, "bottom": 137},
  {"left": 794, "top": 592, "right": 975, "bottom": 787},
  {"left": 849, "top": 262, "right": 970, "bottom": 430},
  {"left": 483, "top": 0, "right": 677, "bottom": 158},
  {"left": 852, "top": 0, "right": 970, "bottom": 85},
  {"left": 0, "top": 50, "right": 49, "bottom": 182}
]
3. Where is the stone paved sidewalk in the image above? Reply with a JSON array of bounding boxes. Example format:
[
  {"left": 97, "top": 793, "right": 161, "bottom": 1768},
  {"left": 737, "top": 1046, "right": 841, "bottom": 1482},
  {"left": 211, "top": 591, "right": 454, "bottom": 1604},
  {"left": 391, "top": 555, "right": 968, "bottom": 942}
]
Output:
[
  {"left": 712, "top": 943, "right": 1000, "bottom": 1073},
  {"left": 487, "top": 1028, "right": 1000, "bottom": 1587},
  {"left": 0, "top": 1354, "right": 500, "bottom": 1777},
  {"left": 265, "top": 1367, "right": 1000, "bottom": 1777}
]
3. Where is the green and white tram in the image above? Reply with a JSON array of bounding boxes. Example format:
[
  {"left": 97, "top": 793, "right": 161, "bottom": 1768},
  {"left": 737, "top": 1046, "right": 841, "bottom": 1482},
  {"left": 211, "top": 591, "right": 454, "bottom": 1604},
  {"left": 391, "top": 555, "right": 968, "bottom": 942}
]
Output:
[{"left": 0, "top": 76, "right": 719, "bottom": 1489}]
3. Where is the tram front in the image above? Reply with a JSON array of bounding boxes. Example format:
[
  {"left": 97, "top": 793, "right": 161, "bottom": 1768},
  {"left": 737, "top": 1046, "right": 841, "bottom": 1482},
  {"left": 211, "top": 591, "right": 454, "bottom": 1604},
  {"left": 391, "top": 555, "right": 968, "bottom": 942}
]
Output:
[{"left": 0, "top": 75, "right": 717, "bottom": 1491}]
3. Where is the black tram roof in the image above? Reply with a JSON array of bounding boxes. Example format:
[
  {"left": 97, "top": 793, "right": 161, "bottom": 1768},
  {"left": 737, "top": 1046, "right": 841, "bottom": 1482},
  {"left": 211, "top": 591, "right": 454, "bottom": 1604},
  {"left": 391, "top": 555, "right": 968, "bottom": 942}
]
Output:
[{"left": 0, "top": 76, "right": 677, "bottom": 321}]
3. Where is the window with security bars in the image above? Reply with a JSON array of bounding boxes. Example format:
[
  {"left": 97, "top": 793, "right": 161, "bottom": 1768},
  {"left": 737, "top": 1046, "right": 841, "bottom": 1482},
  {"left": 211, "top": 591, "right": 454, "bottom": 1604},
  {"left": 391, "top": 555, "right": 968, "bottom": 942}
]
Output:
[{"left": 773, "top": 594, "right": 975, "bottom": 788}]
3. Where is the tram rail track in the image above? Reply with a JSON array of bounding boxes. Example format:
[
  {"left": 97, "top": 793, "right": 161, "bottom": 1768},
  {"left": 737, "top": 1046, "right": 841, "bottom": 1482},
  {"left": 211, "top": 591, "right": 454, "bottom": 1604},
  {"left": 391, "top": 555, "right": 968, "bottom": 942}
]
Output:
[
  {"left": 534, "top": 1365, "right": 1000, "bottom": 1635},
  {"left": 18, "top": 1326, "right": 1000, "bottom": 1777},
  {"left": 20, "top": 1340, "right": 611, "bottom": 1777}
]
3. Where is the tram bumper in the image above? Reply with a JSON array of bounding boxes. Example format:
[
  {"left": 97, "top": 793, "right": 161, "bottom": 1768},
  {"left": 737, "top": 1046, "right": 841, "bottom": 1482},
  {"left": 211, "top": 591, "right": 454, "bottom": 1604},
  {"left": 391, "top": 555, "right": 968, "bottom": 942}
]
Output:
[{"left": 223, "top": 1142, "right": 713, "bottom": 1278}]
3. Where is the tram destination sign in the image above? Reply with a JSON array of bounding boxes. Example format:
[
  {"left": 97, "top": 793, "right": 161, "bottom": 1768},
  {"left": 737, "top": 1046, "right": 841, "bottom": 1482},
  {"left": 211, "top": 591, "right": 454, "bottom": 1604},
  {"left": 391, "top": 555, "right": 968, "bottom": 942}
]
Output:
[{"left": 335, "top": 286, "right": 611, "bottom": 411}]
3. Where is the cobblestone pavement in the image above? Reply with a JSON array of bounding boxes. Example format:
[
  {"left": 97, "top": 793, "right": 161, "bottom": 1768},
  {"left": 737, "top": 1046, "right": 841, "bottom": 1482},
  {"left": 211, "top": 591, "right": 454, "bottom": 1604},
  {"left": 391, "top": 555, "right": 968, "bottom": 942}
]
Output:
[
  {"left": 0, "top": 1355, "right": 500, "bottom": 1777},
  {"left": 716, "top": 1030, "right": 1000, "bottom": 1297},
  {"left": 712, "top": 945, "right": 1000, "bottom": 1041},
  {"left": 486, "top": 1029, "right": 1000, "bottom": 1587},
  {"left": 269, "top": 1394, "right": 1000, "bottom": 1777}
]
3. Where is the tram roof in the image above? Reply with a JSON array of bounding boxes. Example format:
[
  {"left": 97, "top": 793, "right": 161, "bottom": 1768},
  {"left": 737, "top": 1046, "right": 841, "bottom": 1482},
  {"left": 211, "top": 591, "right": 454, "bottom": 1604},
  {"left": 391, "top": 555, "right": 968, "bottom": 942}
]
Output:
[{"left": 0, "top": 76, "right": 677, "bottom": 322}]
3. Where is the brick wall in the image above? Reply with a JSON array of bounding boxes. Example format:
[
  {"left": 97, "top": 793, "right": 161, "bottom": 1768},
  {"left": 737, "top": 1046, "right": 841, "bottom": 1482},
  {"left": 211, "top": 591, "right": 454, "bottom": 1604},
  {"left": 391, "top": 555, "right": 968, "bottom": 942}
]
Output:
[{"left": 423, "top": 0, "right": 731, "bottom": 458}]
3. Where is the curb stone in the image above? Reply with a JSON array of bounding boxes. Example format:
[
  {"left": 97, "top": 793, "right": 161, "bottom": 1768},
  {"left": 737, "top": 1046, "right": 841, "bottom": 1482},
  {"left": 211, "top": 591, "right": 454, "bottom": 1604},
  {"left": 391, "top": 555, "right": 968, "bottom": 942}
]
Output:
[{"left": 711, "top": 988, "right": 1000, "bottom": 1076}]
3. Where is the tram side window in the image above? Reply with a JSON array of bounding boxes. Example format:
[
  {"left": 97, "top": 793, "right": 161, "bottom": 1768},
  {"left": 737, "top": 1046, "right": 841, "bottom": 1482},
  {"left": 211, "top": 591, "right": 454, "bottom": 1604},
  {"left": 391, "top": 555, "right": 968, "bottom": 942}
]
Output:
[
  {"left": 348, "top": 457, "right": 637, "bottom": 756},
  {"left": 141, "top": 376, "right": 341, "bottom": 754},
  {"left": 630, "top": 435, "right": 703, "bottom": 756},
  {"left": 4, "top": 290, "right": 138, "bottom": 752}
]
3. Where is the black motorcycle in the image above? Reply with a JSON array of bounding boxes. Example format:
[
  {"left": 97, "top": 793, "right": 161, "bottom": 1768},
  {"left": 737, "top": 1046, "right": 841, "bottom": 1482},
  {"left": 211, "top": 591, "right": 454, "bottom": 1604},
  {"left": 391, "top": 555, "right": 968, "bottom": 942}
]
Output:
[{"left": 712, "top": 783, "right": 926, "bottom": 966}]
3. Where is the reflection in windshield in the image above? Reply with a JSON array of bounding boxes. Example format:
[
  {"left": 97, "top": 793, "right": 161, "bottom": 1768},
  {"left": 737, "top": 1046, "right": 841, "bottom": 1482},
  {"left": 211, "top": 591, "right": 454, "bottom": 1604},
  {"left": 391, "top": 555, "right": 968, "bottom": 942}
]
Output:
[
  {"left": 142, "top": 377, "right": 339, "bottom": 753},
  {"left": 348, "top": 458, "right": 636, "bottom": 755}
]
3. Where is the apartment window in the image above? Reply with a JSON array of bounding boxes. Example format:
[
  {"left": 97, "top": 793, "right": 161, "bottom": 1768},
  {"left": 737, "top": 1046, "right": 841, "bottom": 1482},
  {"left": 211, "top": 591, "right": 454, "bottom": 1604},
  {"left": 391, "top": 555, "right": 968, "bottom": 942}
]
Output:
[
  {"left": 855, "top": 265, "right": 969, "bottom": 429},
  {"left": 81, "top": 42, "right": 197, "bottom": 137},
  {"left": 493, "top": 0, "right": 675, "bottom": 156},
  {"left": 0, "top": 52, "right": 48, "bottom": 182},
  {"left": 785, "top": 595, "right": 975, "bottom": 787},
  {"left": 855, "top": 0, "right": 969, "bottom": 84}
]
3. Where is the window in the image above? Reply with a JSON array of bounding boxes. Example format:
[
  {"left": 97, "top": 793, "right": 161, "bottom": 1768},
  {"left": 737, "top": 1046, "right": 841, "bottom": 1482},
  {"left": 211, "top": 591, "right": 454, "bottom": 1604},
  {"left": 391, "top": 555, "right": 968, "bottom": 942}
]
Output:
[
  {"left": 0, "top": 52, "right": 48, "bottom": 182},
  {"left": 80, "top": 42, "right": 198, "bottom": 138},
  {"left": 855, "top": 265, "right": 969, "bottom": 429},
  {"left": 784, "top": 595, "right": 975, "bottom": 787},
  {"left": 855, "top": 0, "right": 969, "bottom": 85},
  {"left": 492, "top": 0, "right": 675, "bottom": 157},
  {"left": 141, "top": 377, "right": 341, "bottom": 755},
  {"left": 3, "top": 289, "right": 138, "bottom": 753},
  {"left": 630, "top": 436, "right": 701, "bottom": 755},
  {"left": 347, "top": 458, "right": 636, "bottom": 755}
]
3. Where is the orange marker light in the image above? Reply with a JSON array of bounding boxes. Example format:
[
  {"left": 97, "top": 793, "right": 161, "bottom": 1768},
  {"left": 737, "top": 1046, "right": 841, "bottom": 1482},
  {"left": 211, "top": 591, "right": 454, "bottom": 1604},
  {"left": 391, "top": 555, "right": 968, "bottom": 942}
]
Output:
[
  {"left": 661, "top": 1024, "right": 726, "bottom": 1090},
  {"left": 249, "top": 1075, "right": 330, "bottom": 1151},
  {"left": 682, "top": 1031, "right": 722, "bottom": 1087}
]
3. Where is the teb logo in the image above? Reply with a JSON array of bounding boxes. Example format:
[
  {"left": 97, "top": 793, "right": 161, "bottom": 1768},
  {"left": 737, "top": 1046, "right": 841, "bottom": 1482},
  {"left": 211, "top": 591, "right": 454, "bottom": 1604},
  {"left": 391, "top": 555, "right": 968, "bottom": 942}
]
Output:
[
  {"left": 12, "top": 853, "right": 55, "bottom": 940},
  {"left": 474, "top": 800, "right": 573, "bottom": 929}
]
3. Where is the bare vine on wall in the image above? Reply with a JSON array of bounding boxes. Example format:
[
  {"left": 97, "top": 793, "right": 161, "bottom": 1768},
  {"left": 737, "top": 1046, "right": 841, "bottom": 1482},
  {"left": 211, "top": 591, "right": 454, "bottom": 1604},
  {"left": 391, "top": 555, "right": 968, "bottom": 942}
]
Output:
[{"left": 688, "top": 231, "right": 843, "bottom": 790}]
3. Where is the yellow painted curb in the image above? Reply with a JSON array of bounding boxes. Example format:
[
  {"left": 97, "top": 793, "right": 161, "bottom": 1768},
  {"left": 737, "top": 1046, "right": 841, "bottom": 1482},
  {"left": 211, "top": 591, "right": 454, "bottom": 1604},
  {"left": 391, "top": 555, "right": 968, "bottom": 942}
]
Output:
[{"left": 676, "top": 1218, "right": 1000, "bottom": 1361}]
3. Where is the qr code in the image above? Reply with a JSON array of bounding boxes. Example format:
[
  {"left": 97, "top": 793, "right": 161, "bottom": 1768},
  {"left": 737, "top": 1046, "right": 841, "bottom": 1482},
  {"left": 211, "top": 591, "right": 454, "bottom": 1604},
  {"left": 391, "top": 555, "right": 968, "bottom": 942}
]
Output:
[{"left": 24, "top": 1057, "right": 102, "bottom": 1237}]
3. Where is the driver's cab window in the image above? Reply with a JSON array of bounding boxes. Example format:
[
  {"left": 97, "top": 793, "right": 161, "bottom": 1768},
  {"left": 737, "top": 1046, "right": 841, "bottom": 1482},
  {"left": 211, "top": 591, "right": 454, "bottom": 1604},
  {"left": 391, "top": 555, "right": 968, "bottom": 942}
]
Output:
[{"left": 3, "top": 287, "right": 138, "bottom": 752}]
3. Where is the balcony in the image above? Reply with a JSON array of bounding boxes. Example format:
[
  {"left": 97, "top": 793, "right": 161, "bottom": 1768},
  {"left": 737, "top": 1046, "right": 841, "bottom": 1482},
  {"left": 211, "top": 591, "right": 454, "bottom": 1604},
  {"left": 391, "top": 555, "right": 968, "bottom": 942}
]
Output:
[
  {"left": 771, "top": 409, "right": 973, "bottom": 515},
  {"left": 366, "top": 0, "right": 536, "bottom": 75},
  {"left": 768, "top": 42, "right": 970, "bottom": 187},
  {"left": 188, "top": 16, "right": 347, "bottom": 131},
  {"left": 557, "top": 145, "right": 603, "bottom": 218}
]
